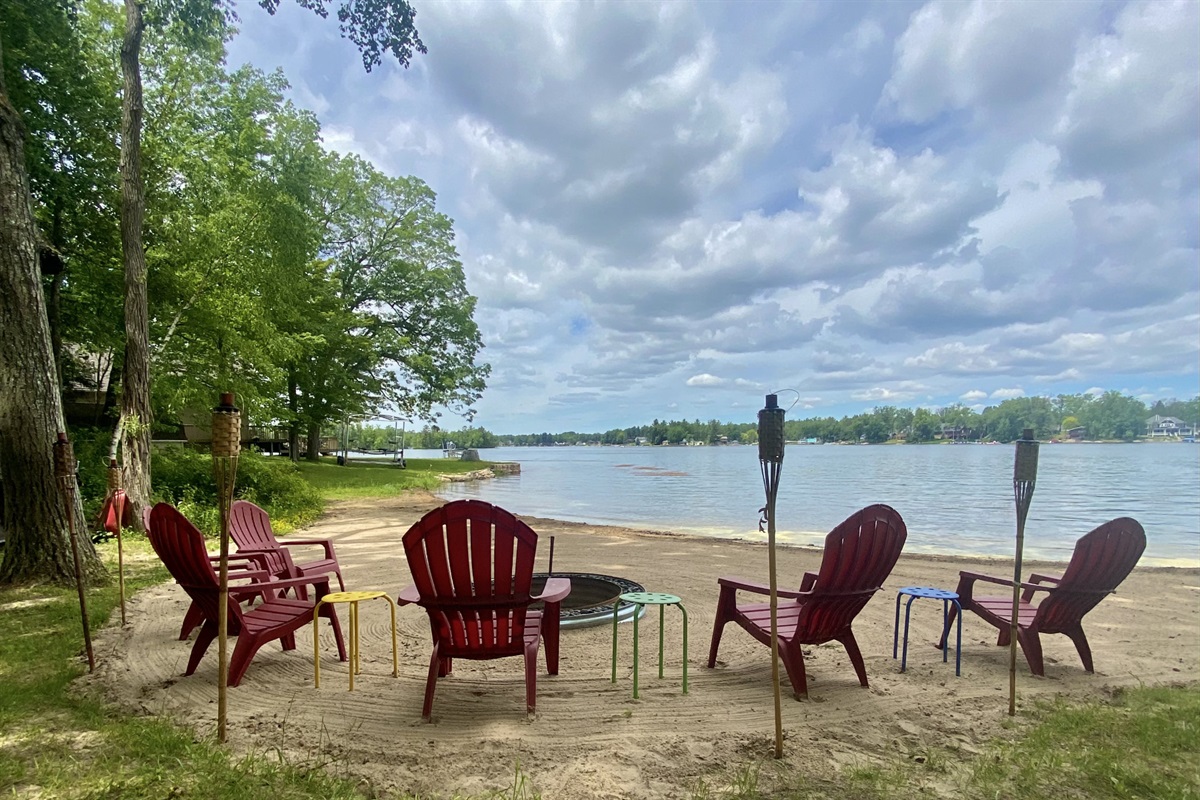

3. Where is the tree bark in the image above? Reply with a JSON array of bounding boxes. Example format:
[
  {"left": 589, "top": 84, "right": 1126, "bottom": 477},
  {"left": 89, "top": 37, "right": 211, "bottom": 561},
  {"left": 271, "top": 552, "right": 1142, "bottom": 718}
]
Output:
[
  {"left": 306, "top": 423, "right": 321, "bottom": 462},
  {"left": 0, "top": 39, "right": 104, "bottom": 584},
  {"left": 287, "top": 371, "right": 299, "bottom": 463},
  {"left": 118, "top": 0, "right": 152, "bottom": 527}
]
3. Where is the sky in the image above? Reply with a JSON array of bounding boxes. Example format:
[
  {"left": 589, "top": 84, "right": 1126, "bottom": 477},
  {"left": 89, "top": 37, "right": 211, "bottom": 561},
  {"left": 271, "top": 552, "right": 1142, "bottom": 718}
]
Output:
[{"left": 225, "top": 0, "right": 1200, "bottom": 435}]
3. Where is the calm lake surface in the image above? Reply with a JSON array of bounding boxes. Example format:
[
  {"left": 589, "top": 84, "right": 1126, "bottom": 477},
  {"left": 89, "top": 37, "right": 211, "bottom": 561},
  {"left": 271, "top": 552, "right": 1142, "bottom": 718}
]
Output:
[{"left": 411, "top": 444, "right": 1198, "bottom": 566}]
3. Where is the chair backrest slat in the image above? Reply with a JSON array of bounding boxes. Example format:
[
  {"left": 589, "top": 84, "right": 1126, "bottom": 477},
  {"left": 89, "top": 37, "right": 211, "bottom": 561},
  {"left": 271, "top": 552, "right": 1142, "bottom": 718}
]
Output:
[
  {"left": 403, "top": 500, "right": 538, "bottom": 654},
  {"left": 797, "top": 504, "right": 907, "bottom": 640},
  {"left": 1038, "top": 517, "right": 1145, "bottom": 633},
  {"left": 230, "top": 500, "right": 294, "bottom": 577},
  {"left": 148, "top": 503, "right": 246, "bottom": 633}
]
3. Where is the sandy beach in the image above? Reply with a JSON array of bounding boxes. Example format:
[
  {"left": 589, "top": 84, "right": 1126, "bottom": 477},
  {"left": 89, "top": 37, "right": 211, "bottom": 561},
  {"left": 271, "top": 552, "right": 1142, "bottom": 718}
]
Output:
[{"left": 83, "top": 491, "right": 1200, "bottom": 799}]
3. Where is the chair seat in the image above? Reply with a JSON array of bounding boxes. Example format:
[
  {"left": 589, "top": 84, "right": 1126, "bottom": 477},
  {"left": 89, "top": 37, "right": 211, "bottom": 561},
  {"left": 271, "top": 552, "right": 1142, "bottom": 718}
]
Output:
[{"left": 972, "top": 596, "right": 1039, "bottom": 627}]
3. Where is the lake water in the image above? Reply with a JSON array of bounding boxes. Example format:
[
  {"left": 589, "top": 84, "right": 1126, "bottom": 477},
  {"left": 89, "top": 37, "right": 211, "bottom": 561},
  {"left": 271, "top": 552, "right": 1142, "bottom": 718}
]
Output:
[{"left": 402, "top": 444, "right": 1198, "bottom": 567}]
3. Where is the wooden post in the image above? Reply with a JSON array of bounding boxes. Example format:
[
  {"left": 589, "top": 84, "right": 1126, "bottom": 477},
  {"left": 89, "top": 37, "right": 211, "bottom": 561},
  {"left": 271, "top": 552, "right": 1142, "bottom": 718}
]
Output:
[
  {"left": 54, "top": 433, "right": 94, "bottom": 671},
  {"left": 758, "top": 394, "right": 786, "bottom": 758},
  {"left": 211, "top": 393, "right": 240, "bottom": 742},
  {"left": 1010, "top": 428, "right": 1039, "bottom": 716}
]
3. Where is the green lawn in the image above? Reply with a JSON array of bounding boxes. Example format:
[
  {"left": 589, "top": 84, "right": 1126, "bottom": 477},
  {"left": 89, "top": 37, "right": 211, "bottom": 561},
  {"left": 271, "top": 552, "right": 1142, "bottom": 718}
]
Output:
[
  {"left": 294, "top": 456, "right": 490, "bottom": 500},
  {"left": 1, "top": 461, "right": 1196, "bottom": 799}
]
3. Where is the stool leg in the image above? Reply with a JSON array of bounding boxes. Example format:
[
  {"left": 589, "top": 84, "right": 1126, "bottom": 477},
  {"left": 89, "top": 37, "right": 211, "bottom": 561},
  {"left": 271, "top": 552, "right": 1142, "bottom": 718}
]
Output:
[
  {"left": 893, "top": 591, "right": 902, "bottom": 660},
  {"left": 941, "top": 599, "right": 949, "bottom": 663},
  {"left": 902, "top": 596, "right": 916, "bottom": 672},
  {"left": 349, "top": 601, "right": 357, "bottom": 691},
  {"left": 387, "top": 596, "right": 399, "bottom": 678},
  {"left": 611, "top": 601, "right": 619, "bottom": 684},
  {"left": 679, "top": 603, "right": 688, "bottom": 695},
  {"left": 953, "top": 599, "right": 963, "bottom": 677},
  {"left": 313, "top": 600, "right": 325, "bottom": 689},
  {"left": 658, "top": 604, "right": 665, "bottom": 679},
  {"left": 632, "top": 603, "right": 640, "bottom": 699}
]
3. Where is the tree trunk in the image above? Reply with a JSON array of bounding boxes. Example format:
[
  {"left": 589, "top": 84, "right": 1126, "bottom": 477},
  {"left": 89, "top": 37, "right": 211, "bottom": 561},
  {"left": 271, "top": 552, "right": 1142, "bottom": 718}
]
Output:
[
  {"left": 0, "top": 39, "right": 104, "bottom": 584},
  {"left": 118, "top": 0, "right": 152, "bottom": 527},
  {"left": 287, "top": 372, "right": 299, "bottom": 463},
  {"left": 306, "top": 423, "right": 321, "bottom": 462}
]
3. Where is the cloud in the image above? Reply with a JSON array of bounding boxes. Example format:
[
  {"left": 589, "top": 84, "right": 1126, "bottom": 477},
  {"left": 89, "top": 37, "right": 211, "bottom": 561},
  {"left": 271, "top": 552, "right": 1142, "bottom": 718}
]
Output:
[
  {"left": 990, "top": 387, "right": 1025, "bottom": 400},
  {"left": 221, "top": 0, "right": 1200, "bottom": 434}
]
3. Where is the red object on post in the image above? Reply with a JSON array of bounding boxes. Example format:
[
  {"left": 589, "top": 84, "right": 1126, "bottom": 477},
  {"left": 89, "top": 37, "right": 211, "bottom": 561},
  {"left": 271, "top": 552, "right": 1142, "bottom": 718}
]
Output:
[
  {"left": 707, "top": 504, "right": 907, "bottom": 698},
  {"left": 397, "top": 500, "right": 571, "bottom": 718},
  {"left": 147, "top": 502, "right": 346, "bottom": 686},
  {"left": 940, "top": 517, "right": 1145, "bottom": 676}
]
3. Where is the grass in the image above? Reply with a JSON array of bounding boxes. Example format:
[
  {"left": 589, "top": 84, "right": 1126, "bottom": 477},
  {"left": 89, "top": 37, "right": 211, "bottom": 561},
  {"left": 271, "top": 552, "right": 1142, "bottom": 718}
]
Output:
[
  {"left": 295, "top": 456, "right": 491, "bottom": 500},
  {"left": 2, "top": 459, "right": 1196, "bottom": 799},
  {"left": 686, "top": 685, "right": 1200, "bottom": 799}
]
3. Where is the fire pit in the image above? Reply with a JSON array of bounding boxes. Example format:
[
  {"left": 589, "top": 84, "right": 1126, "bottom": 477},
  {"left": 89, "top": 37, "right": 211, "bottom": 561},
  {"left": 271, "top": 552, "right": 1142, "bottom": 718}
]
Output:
[{"left": 531, "top": 573, "right": 645, "bottom": 629}]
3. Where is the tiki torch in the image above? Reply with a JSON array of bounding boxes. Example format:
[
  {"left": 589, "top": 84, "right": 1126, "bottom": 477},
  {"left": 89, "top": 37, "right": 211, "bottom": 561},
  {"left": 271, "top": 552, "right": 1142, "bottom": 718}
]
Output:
[
  {"left": 107, "top": 459, "right": 127, "bottom": 625},
  {"left": 211, "top": 392, "right": 241, "bottom": 742},
  {"left": 1009, "top": 428, "right": 1039, "bottom": 716},
  {"left": 758, "top": 394, "right": 786, "bottom": 758},
  {"left": 54, "top": 433, "right": 95, "bottom": 671}
]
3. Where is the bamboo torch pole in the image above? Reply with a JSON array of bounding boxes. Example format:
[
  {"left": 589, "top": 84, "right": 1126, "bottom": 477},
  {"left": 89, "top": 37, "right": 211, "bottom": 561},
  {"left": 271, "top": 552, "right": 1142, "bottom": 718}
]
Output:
[
  {"left": 107, "top": 460, "right": 127, "bottom": 625},
  {"left": 757, "top": 394, "right": 786, "bottom": 758},
  {"left": 54, "top": 433, "right": 95, "bottom": 671},
  {"left": 1009, "top": 428, "right": 1039, "bottom": 716},
  {"left": 211, "top": 393, "right": 241, "bottom": 742}
]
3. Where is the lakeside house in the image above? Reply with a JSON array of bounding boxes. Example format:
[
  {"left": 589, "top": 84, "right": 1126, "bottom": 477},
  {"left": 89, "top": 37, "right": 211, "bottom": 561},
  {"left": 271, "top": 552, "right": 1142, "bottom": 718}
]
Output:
[{"left": 1145, "top": 415, "right": 1195, "bottom": 438}]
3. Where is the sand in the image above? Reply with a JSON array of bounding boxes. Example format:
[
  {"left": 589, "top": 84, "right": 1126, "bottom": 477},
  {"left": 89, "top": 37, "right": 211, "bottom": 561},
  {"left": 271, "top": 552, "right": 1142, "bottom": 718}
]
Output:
[{"left": 83, "top": 491, "right": 1200, "bottom": 799}]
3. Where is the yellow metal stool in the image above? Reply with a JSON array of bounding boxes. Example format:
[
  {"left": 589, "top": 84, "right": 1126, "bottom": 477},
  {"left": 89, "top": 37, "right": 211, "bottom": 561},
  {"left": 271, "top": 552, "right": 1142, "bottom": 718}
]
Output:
[{"left": 313, "top": 590, "right": 398, "bottom": 690}]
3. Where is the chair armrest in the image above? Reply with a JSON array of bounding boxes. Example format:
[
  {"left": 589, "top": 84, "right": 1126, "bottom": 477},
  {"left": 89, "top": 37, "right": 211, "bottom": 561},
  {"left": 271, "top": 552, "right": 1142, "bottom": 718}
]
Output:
[
  {"left": 226, "top": 568, "right": 270, "bottom": 584},
  {"left": 229, "top": 574, "right": 331, "bottom": 598},
  {"left": 397, "top": 584, "right": 421, "bottom": 606},
  {"left": 799, "top": 571, "right": 819, "bottom": 592},
  {"left": 1022, "top": 573, "right": 1062, "bottom": 602},
  {"left": 280, "top": 539, "right": 337, "bottom": 560},
  {"left": 533, "top": 577, "right": 571, "bottom": 604},
  {"left": 717, "top": 576, "right": 810, "bottom": 600}
]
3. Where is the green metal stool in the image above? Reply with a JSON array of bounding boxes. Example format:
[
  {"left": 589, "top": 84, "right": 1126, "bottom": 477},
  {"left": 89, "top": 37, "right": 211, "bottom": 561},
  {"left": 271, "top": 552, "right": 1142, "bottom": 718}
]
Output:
[{"left": 611, "top": 591, "right": 688, "bottom": 698}]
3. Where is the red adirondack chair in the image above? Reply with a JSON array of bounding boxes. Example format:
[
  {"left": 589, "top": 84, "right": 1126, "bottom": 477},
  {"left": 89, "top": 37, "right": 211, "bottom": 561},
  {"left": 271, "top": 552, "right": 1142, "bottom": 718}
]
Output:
[
  {"left": 229, "top": 500, "right": 345, "bottom": 595},
  {"left": 939, "top": 517, "right": 1145, "bottom": 676},
  {"left": 707, "top": 504, "right": 907, "bottom": 698},
  {"left": 397, "top": 500, "right": 571, "bottom": 718},
  {"left": 147, "top": 502, "right": 346, "bottom": 686}
]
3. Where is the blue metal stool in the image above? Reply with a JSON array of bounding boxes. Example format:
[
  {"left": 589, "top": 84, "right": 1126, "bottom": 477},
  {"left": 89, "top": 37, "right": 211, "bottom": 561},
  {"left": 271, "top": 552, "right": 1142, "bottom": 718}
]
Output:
[{"left": 893, "top": 586, "right": 961, "bottom": 676}]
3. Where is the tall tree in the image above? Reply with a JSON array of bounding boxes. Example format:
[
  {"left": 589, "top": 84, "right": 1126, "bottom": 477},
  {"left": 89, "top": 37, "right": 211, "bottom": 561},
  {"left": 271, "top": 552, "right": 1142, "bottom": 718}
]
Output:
[
  {"left": 0, "top": 30, "right": 103, "bottom": 583},
  {"left": 115, "top": 0, "right": 425, "bottom": 521}
]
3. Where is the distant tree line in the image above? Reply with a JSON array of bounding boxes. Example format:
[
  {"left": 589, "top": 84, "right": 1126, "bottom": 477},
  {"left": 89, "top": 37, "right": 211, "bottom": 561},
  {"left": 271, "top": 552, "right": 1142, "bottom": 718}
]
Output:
[{"left": 342, "top": 392, "right": 1199, "bottom": 449}]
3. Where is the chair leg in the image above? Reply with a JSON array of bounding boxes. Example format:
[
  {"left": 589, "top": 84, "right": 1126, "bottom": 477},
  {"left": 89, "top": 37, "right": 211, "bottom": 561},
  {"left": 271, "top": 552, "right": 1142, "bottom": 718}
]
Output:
[
  {"left": 777, "top": 636, "right": 810, "bottom": 699},
  {"left": 543, "top": 604, "right": 562, "bottom": 675},
  {"left": 525, "top": 643, "right": 538, "bottom": 714},
  {"left": 334, "top": 568, "right": 345, "bottom": 592},
  {"left": 186, "top": 621, "right": 218, "bottom": 676},
  {"left": 422, "top": 645, "right": 441, "bottom": 720},
  {"left": 707, "top": 586, "right": 736, "bottom": 668},
  {"left": 1064, "top": 625, "right": 1094, "bottom": 673},
  {"left": 936, "top": 602, "right": 961, "bottom": 650},
  {"left": 321, "top": 604, "right": 347, "bottom": 661},
  {"left": 228, "top": 632, "right": 263, "bottom": 687},
  {"left": 178, "top": 602, "right": 203, "bottom": 641},
  {"left": 1016, "top": 628, "right": 1045, "bottom": 676},
  {"left": 839, "top": 629, "right": 869, "bottom": 688},
  {"left": 438, "top": 656, "right": 453, "bottom": 677},
  {"left": 280, "top": 633, "right": 297, "bottom": 651}
]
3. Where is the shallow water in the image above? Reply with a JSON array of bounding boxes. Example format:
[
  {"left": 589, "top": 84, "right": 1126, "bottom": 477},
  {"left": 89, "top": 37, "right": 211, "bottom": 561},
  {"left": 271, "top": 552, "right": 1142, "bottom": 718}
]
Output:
[{"left": 404, "top": 443, "right": 1198, "bottom": 565}]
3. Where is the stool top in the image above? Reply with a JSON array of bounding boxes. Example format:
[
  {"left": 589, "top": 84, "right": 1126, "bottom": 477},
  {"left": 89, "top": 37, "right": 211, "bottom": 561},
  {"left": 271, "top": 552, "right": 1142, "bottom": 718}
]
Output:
[
  {"left": 320, "top": 590, "right": 388, "bottom": 603},
  {"left": 897, "top": 586, "right": 958, "bottom": 600},
  {"left": 620, "top": 591, "right": 681, "bottom": 605}
]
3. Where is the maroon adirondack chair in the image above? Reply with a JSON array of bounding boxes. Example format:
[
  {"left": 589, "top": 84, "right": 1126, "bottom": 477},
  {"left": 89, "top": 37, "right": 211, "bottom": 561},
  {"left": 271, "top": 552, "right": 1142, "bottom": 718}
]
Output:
[
  {"left": 939, "top": 517, "right": 1145, "bottom": 676},
  {"left": 229, "top": 500, "right": 345, "bottom": 595},
  {"left": 708, "top": 504, "right": 907, "bottom": 698},
  {"left": 147, "top": 502, "right": 346, "bottom": 686},
  {"left": 397, "top": 500, "right": 571, "bottom": 718}
]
